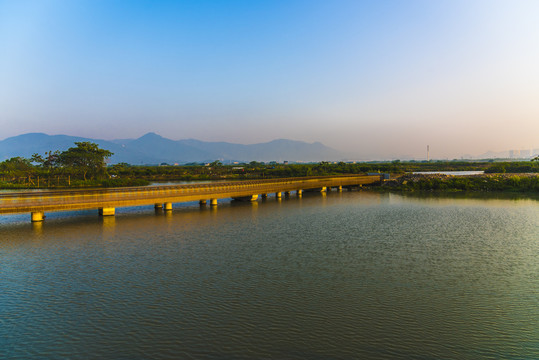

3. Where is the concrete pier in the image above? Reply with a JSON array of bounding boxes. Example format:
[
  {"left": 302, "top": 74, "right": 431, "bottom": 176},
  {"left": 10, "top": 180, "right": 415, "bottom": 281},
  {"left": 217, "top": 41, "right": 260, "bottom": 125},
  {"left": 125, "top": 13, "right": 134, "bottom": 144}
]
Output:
[
  {"left": 31, "top": 211, "right": 44, "bottom": 222},
  {"left": 164, "top": 202, "right": 172, "bottom": 211},
  {"left": 210, "top": 198, "right": 218, "bottom": 206},
  {"left": 99, "top": 207, "right": 115, "bottom": 216},
  {"left": 233, "top": 195, "right": 258, "bottom": 202}
]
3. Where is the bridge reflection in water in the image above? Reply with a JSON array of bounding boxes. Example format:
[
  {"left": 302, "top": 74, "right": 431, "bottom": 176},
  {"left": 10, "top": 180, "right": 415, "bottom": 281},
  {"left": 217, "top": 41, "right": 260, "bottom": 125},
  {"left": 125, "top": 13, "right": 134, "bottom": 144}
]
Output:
[{"left": 0, "top": 175, "right": 381, "bottom": 222}]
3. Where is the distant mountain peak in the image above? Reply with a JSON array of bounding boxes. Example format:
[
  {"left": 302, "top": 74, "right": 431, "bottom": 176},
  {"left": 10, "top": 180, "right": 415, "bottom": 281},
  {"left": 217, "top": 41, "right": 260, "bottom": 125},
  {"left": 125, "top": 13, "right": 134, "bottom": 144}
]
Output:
[
  {"left": 138, "top": 132, "right": 164, "bottom": 139},
  {"left": 0, "top": 132, "right": 345, "bottom": 164},
  {"left": 4, "top": 132, "right": 49, "bottom": 141}
]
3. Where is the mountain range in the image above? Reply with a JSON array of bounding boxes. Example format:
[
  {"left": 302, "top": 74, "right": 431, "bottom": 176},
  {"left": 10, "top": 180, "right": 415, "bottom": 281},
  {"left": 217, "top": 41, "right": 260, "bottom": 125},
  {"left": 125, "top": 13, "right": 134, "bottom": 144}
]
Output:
[{"left": 0, "top": 133, "right": 345, "bottom": 164}]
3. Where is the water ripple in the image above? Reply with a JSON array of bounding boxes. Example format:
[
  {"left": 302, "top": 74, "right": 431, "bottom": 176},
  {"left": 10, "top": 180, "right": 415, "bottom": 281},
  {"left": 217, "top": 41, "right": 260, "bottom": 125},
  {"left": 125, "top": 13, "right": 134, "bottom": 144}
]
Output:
[{"left": 1, "top": 193, "right": 538, "bottom": 359}]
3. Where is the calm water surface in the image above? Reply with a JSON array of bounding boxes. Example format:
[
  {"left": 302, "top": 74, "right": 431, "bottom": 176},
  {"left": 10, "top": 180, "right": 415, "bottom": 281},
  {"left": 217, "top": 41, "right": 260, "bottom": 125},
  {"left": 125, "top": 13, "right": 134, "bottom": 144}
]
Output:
[
  {"left": 412, "top": 171, "right": 485, "bottom": 175},
  {"left": 1, "top": 191, "right": 538, "bottom": 359}
]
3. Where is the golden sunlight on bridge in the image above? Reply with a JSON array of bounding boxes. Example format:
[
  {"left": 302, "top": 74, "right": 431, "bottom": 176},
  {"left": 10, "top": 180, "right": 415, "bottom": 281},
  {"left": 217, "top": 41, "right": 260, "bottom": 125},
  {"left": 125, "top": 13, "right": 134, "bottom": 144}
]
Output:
[{"left": 0, "top": 175, "right": 381, "bottom": 222}]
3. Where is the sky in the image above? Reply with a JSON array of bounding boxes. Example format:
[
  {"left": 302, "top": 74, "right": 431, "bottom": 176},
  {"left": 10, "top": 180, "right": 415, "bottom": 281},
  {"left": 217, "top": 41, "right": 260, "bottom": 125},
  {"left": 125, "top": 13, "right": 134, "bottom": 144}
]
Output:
[{"left": 1, "top": 0, "right": 538, "bottom": 160}]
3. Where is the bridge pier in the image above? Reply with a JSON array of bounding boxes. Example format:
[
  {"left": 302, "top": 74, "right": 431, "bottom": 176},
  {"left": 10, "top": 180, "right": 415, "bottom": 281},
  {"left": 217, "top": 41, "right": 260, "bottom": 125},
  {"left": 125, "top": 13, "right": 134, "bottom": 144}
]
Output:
[
  {"left": 297, "top": 189, "right": 303, "bottom": 197},
  {"left": 99, "top": 207, "right": 115, "bottom": 216},
  {"left": 275, "top": 192, "right": 282, "bottom": 199},
  {"left": 154, "top": 203, "right": 162, "bottom": 210},
  {"left": 321, "top": 187, "right": 327, "bottom": 192},
  {"left": 338, "top": 186, "right": 343, "bottom": 192},
  {"left": 164, "top": 202, "right": 172, "bottom": 211},
  {"left": 210, "top": 198, "right": 218, "bottom": 206},
  {"left": 262, "top": 193, "right": 268, "bottom": 199},
  {"left": 284, "top": 191, "right": 290, "bottom": 197},
  {"left": 31, "top": 211, "right": 44, "bottom": 222},
  {"left": 32, "top": 220, "right": 43, "bottom": 233},
  {"left": 233, "top": 195, "right": 258, "bottom": 202},
  {"left": 199, "top": 200, "right": 207, "bottom": 206}
]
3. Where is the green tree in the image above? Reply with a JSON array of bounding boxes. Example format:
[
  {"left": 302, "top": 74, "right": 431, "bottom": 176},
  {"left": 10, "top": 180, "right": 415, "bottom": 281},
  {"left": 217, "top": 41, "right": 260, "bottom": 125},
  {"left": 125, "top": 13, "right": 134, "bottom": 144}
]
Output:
[
  {"left": 0, "top": 157, "right": 33, "bottom": 177},
  {"left": 484, "top": 163, "right": 506, "bottom": 174},
  {"left": 58, "top": 142, "right": 113, "bottom": 180},
  {"left": 31, "top": 150, "right": 61, "bottom": 169}
]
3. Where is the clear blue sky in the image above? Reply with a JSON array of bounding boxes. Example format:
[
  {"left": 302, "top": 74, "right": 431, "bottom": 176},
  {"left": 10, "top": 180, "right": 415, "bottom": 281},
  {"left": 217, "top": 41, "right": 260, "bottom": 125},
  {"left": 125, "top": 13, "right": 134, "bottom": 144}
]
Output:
[{"left": 1, "top": 0, "right": 538, "bottom": 159}]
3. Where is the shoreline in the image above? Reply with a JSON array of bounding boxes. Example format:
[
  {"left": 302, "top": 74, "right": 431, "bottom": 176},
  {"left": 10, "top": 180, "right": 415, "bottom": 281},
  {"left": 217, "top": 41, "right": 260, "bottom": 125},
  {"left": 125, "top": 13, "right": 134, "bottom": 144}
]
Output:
[
  {"left": 1, "top": 173, "right": 539, "bottom": 194},
  {"left": 379, "top": 173, "right": 539, "bottom": 193}
]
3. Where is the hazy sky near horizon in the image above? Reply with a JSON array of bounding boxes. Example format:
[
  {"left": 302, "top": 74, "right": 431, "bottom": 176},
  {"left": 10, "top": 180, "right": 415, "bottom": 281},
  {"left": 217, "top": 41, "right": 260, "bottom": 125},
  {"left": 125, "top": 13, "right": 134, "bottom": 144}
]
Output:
[{"left": 1, "top": 0, "right": 538, "bottom": 159}]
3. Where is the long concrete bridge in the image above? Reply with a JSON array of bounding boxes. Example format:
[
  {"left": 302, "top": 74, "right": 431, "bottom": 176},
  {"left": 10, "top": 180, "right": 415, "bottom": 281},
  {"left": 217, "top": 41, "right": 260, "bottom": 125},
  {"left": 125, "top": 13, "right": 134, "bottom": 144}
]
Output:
[{"left": 0, "top": 175, "right": 381, "bottom": 222}]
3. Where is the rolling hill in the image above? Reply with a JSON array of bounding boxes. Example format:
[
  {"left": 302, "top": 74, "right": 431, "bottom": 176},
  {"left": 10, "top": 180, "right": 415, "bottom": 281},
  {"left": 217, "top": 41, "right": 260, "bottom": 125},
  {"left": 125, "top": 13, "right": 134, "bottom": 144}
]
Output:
[{"left": 0, "top": 132, "right": 345, "bottom": 164}]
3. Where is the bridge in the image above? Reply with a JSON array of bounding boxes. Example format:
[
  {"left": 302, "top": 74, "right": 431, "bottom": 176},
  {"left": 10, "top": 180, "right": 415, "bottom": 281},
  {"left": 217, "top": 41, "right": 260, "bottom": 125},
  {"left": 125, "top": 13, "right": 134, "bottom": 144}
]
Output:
[{"left": 0, "top": 175, "right": 381, "bottom": 222}]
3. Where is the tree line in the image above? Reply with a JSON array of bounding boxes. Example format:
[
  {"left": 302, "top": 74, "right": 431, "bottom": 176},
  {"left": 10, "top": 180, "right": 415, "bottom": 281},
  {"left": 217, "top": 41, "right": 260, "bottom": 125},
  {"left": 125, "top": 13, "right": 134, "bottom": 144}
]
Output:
[
  {"left": 107, "top": 159, "right": 539, "bottom": 181},
  {"left": 0, "top": 142, "right": 115, "bottom": 187},
  {"left": 1, "top": 141, "right": 538, "bottom": 189}
]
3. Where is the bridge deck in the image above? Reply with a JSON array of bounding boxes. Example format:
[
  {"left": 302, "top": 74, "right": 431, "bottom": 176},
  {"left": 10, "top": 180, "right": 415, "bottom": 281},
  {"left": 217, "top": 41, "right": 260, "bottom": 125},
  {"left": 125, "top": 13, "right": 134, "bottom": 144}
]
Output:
[{"left": 0, "top": 175, "right": 380, "bottom": 218}]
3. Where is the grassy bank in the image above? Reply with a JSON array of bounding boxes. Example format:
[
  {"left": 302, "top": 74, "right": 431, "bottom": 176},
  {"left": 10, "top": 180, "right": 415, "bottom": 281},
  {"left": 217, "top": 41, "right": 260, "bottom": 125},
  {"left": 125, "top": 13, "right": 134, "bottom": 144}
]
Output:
[{"left": 381, "top": 173, "right": 539, "bottom": 193}]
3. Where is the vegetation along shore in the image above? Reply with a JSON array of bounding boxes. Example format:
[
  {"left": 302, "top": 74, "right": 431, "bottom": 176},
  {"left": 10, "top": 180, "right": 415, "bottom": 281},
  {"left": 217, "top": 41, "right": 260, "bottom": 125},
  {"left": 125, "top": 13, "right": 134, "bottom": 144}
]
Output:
[
  {"left": 1, "top": 142, "right": 538, "bottom": 193},
  {"left": 380, "top": 173, "right": 539, "bottom": 193}
]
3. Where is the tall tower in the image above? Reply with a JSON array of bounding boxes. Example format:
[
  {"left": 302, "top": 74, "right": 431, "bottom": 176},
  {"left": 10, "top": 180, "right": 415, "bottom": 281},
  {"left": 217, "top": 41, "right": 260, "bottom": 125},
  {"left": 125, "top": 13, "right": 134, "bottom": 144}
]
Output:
[{"left": 427, "top": 145, "right": 430, "bottom": 161}]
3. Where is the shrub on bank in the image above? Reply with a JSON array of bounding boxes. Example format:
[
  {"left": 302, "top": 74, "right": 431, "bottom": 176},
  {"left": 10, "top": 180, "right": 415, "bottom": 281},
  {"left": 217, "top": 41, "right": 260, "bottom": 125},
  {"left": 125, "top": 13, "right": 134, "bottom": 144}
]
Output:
[
  {"left": 485, "top": 162, "right": 539, "bottom": 173},
  {"left": 388, "top": 174, "right": 539, "bottom": 192},
  {"left": 100, "top": 178, "right": 150, "bottom": 187}
]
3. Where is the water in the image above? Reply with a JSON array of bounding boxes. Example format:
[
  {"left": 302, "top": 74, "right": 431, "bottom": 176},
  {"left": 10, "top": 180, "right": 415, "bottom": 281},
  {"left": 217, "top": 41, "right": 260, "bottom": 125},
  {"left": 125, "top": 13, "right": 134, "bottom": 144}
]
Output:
[
  {"left": 412, "top": 171, "right": 485, "bottom": 175},
  {"left": 1, "top": 191, "right": 538, "bottom": 359}
]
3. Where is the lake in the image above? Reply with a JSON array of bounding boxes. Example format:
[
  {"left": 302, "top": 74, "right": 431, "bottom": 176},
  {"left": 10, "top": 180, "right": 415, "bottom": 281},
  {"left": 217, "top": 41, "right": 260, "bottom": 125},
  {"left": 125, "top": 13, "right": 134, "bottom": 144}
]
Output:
[{"left": 1, "top": 191, "right": 538, "bottom": 359}]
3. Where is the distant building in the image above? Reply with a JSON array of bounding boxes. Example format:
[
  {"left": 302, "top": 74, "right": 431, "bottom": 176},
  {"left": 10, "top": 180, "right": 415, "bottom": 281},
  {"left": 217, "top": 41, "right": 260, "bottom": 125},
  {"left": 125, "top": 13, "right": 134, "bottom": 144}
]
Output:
[{"left": 520, "top": 149, "right": 531, "bottom": 158}]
